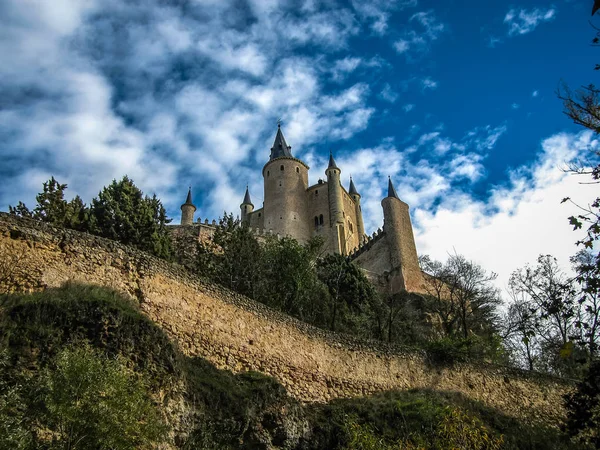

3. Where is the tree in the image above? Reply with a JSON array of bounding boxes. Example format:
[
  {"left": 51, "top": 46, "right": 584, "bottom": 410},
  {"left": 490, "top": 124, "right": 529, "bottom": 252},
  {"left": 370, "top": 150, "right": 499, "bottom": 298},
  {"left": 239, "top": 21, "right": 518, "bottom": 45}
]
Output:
[
  {"left": 209, "top": 214, "right": 263, "bottom": 299},
  {"left": 421, "top": 254, "right": 501, "bottom": 340},
  {"left": 38, "top": 345, "right": 167, "bottom": 450},
  {"left": 316, "top": 253, "right": 378, "bottom": 334},
  {"left": 9, "top": 177, "right": 88, "bottom": 230},
  {"left": 501, "top": 292, "right": 540, "bottom": 371},
  {"left": 258, "top": 235, "right": 327, "bottom": 325},
  {"left": 508, "top": 255, "right": 581, "bottom": 376},
  {"left": 571, "top": 250, "right": 600, "bottom": 358},
  {"left": 89, "top": 176, "right": 172, "bottom": 259},
  {"left": 564, "top": 359, "right": 600, "bottom": 448}
]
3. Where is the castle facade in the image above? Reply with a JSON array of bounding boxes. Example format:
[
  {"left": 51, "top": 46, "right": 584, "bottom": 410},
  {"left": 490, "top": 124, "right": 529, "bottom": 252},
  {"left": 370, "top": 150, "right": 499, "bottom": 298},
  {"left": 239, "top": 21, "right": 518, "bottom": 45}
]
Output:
[{"left": 180, "top": 125, "right": 424, "bottom": 294}]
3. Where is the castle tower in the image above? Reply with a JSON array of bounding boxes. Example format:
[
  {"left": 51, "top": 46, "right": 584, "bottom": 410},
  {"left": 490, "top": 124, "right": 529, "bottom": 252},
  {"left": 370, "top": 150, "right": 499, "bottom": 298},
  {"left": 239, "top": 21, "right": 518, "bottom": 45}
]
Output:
[
  {"left": 326, "top": 152, "right": 346, "bottom": 254},
  {"left": 240, "top": 186, "right": 254, "bottom": 223},
  {"left": 180, "top": 187, "right": 196, "bottom": 226},
  {"left": 262, "top": 124, "right": 310, "bottom": 241},
  {"left": 381, "top": 177, "right": 421, "bottom": 292},
  {"left": 349, "top": 177, "right": 366, "bottom": 245}
]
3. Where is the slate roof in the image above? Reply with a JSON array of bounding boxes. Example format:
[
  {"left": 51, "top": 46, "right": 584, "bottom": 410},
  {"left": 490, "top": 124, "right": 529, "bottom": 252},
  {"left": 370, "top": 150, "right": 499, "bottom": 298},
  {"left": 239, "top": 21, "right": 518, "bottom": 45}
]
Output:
[{"left": 270, "top": 124, "right": 293, "bottom": 160}]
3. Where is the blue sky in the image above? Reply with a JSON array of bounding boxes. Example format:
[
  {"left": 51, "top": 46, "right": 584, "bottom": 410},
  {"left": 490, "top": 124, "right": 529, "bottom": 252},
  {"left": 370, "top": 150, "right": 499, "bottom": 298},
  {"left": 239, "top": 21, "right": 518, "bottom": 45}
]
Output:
[{"left": 1, "top": 0, "right": 598, "bottom": 290}]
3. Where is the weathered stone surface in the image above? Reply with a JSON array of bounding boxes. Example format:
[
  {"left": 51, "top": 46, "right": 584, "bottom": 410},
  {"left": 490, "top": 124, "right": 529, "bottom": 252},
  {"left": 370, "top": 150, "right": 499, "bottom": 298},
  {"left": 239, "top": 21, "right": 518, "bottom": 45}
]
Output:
[{"left": 0, "top": 212, "right": 571, "bottom": 426}]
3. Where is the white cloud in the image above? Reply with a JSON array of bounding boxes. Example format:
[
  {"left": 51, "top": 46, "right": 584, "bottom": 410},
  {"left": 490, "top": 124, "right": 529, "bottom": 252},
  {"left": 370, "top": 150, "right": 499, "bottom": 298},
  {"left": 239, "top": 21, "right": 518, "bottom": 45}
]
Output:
[
  {"left": 421, "top": 77, "right": 438, "bottom": 90},
  {"left": 330, "top": 56, "right": 362, "bottom": 81},
  {"left": 512, "top": 103, "right": 520, "bottom": 109},
  {"left": 532, "top": 90, "right": 539, "bottom": 97},
  {"left": 0, "top": 0, "right": 381, "bottom": 223},
  {"left": 403, "top": 103, "right": 415, "bottom": 112},
  {"left": 504, "top": 7, "right": 556, "bottom": 36},
  {"left": 393, "top": 10, "right": 445, "bottom": 56},
  {"left": 379, "top": 83, "right": 399, "bottom": 103},
  {"left": 351, "top": 0, "right": 418, "bottom": 35},
  {"left": 414, "top": 131, "right": 598, "bottom": 292}
]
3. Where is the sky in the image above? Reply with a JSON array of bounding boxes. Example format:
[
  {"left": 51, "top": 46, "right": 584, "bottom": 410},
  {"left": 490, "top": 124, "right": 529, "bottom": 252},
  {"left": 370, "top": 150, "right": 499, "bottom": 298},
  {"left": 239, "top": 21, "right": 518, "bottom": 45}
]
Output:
[{"left": 1, "top": 0, "right": 599, "bottom": 292}]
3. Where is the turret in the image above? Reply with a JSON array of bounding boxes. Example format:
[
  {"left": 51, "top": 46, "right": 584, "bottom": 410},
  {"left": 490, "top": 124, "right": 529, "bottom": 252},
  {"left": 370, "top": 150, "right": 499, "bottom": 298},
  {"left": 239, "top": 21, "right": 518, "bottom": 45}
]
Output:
[
  {"left": 381, "top": 177, "right": 421, "bottom": 291},
  {"left": 262, "top": 124, "right": 310, "bottom": 241},
  {"left": 180, "top": 187, "right": 196, "bottom": 226},
  {"left": 326, "top": 152, "right": 346, "bottom": 254},
  {"left": 240, "top": 186, "right": 254, "bottom": 223},
  {"left": 349, "top": 177, "right": 366, "bottom": 244}
]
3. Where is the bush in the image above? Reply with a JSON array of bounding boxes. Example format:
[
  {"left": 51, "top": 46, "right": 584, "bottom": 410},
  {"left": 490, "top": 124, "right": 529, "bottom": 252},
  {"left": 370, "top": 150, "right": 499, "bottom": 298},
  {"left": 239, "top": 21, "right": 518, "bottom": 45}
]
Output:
[{"left": 38, "top": 345, "right": 167, "bottom": 449}]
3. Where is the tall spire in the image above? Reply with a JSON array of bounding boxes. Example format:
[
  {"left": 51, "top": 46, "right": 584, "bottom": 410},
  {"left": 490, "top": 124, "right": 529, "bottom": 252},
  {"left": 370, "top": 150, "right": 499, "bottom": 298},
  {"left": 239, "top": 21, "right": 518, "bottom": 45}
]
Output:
[
  {"left": 349, "top": 177, "right": 359, "bottom": 196},
  {"left": 242, "top": 185, "right": 253, "bottom": 205},
  {"left": 184, "top": 187, "right": 194, "bottom": 205},
  {"left": 270, "top": 124, "right": 293, "bottom": 160},
  {"left": 387, "top": 176, "right": 399, "bottom": 199},
  {"left": 328, "top": 151, "right": 339, "bottom": 170}
]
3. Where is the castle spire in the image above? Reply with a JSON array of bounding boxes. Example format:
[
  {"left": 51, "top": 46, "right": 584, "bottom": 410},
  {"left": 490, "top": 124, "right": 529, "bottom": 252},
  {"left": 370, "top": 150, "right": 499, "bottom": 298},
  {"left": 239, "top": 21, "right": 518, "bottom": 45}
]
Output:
[
  {"left": 387, "top": 176, "right": 399, "bottom": 200},
  {"left": 328, "top": 151, "right": 339, "bottom": 170},
  {"left": 270, "top": 124, "right": 293, "bottom": 160},
  {"left": 184, "top": 186, "right": 194, "bottom": 205},
  {"left": 349, "top": 176, "right": 359, "bottom": 196},
  {"left": 242, "top": 185, "right": 253, "bottom": 206}
]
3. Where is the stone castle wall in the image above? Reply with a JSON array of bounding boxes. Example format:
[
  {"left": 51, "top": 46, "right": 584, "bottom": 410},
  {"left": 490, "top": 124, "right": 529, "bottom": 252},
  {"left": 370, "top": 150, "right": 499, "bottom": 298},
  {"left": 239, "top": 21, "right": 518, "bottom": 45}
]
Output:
[{"left": 0, "top": 213, "right": 571, "bottom": 426}]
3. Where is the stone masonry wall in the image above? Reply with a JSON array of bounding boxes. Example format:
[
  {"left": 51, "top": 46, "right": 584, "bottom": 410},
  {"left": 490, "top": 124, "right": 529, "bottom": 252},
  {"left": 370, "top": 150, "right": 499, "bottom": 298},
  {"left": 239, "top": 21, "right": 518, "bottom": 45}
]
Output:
[{"left": 0, "top": 213, "right": 570, "bottom": 426}]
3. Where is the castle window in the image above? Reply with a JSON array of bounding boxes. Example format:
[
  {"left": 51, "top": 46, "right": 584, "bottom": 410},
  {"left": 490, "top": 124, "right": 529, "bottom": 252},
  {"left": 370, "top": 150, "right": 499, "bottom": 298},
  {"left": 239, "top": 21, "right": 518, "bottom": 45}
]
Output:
[
  {"left": 267, "top": 171, "right": 270, "bottom": 177},
  {"left": 279, "top": 181, "right": 282, "bottom": 187},
  {"left": 319, "top": 214, "right": 324, "bottom": 225},
  {"left": 314, "top": 216, "right": 319, "bottom": 228},
  {"left": 349, "top": 222, "right": 353, "bottom": 232},
  {"left": 258, "top": 213, "right": 261, "bottom": 217},
  {"left": 280, "top": 165, "right": 284, "bottom": 171},
  {"left": 296, "top": 167, "right": 299, "bottom": 173},
  {"left": 315, "top": 190, "right": 318, "bottom": 196}
]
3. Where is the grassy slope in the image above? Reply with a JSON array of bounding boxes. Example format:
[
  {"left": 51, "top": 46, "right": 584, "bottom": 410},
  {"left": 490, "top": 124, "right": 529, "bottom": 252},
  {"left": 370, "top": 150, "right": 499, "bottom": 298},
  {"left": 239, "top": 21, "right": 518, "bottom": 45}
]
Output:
[{"left": 0, "top": 284, "right": 583, "bottom": 449}]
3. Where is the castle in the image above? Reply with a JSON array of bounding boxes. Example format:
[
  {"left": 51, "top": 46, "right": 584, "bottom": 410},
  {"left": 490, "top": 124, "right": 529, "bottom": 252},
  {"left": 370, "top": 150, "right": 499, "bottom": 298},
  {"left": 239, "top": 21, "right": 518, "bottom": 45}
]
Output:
[{"left": 179, "top": 125, "right": 424, "bottom": 294}]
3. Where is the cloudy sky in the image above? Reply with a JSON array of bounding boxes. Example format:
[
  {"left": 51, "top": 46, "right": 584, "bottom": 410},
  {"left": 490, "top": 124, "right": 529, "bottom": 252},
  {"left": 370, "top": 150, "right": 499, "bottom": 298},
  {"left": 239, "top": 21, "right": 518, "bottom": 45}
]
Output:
[{"left": 1, "top": 0, "right": 598, "bottom": 290}]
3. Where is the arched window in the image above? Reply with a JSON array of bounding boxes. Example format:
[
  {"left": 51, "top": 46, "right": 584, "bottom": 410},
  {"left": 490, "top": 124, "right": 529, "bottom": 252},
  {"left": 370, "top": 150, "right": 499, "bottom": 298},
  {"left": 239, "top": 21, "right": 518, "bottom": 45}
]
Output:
[
  {"left": 315, "top": 190, "right": 318, "bottom": 196},
  {"left": 349, "top": 222, "right": 353, "bottom": 232},
  {"left": 319, "top": 214, "right": 324, "bottom": 225},
  {"left": 314, "top": 216, "right": 319, "bottom": 228},
  {"left": 267, "top": 171, "right": 270, "bottom": 177},
  {"left": 296, "top": 167, "right": 299, "bottom": 173},
  {"left": 280, "top": 165, "right": 284, "bottom": 171}
]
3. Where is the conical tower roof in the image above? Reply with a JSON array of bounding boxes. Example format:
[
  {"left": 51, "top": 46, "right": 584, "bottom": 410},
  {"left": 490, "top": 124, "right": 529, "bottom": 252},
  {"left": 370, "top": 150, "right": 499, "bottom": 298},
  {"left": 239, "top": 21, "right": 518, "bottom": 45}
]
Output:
[
  {"left": 349, "top": 177, "right": 359, "bottom": 196},
  {"left": 182, "top": 187, "right": 195, "bottom": 207},
  {"left": 387, "top": 177, "right": 399, "bottom": 199},
  {"left": 242, "top": 186, "right": 253, "bottom": 205},
  {"left": 270, "top": 124, "right": 293, "bottom": 160},
  {"left": 328, "top": 151, "right": 339, "bottom": 170}
]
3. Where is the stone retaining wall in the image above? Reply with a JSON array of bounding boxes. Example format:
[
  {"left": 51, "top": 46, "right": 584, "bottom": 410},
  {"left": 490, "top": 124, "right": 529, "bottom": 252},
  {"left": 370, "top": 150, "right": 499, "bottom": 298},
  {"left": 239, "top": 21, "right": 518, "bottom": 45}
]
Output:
[{"left": 0, "top": 213, "right": 570, "bottom": 426}]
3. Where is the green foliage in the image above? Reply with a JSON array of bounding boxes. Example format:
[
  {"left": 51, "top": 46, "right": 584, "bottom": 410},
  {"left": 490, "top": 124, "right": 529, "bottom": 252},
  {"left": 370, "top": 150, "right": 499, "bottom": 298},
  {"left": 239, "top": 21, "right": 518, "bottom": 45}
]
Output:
[
  {"left": 0, "top": 284, "right": 306, "bottom": 449},
  {"left": 0, "top": 351, "right": 31, "bottom": 450},
  {"left": 89, "top": 176, "right": 172, "bottom": 259},
  {"left": 0, "top": 283, "right": 180, "bottom": 385},
  {"left": 38, "top": 345, "right": 167, "bottom": 450},
  {"left": 258, "top": 235, "right": 328, "bottom": 325},
  {"left": 9, "top": 177, "right": 88, "bottom": 230},
  {"left": 564, "top": 359, "right": 600, "bottom": 448},
  {"left": 9, "top": 175, "right": 173, "bottom": 259},
  {"left": 307, "top": 389, "right": 576, "bottom": 450},
  {"left": 209, "top": 213, "right": 263, "bottom": 298},
  {"left": 316, "top": 253, "right": 378, "bottom": 333}
]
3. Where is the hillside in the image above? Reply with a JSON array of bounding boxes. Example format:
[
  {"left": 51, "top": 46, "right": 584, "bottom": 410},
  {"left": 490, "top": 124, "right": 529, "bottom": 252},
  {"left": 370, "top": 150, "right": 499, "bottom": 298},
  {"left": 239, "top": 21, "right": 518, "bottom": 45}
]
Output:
[
  {"left": 0, "top": 212, "right": 589, "bottom": 449},
  {"left": 0, "top": 283, "right": 582, "bottom": 449}
]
